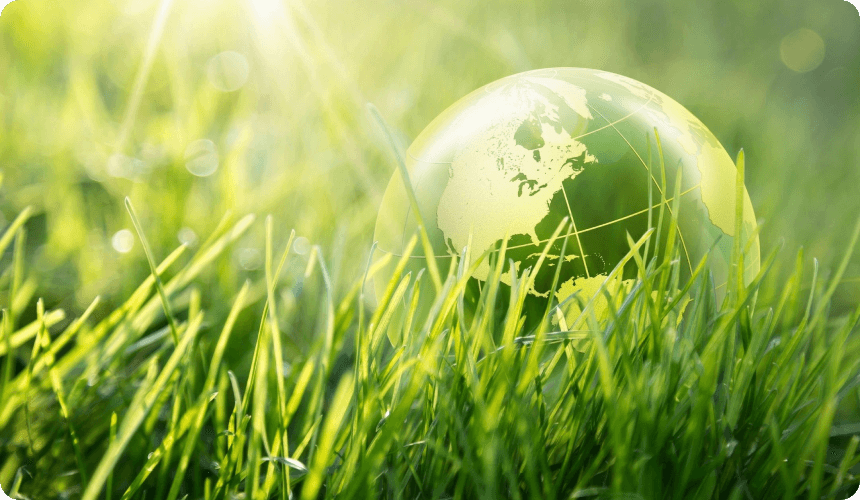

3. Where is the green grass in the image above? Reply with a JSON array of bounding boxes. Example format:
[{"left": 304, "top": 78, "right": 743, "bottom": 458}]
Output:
[{"left": 2, "top": 157, "right": 860, "bottom": 499}]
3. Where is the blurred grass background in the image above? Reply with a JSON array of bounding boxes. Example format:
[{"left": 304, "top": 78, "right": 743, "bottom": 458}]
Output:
[{"left": 1, "top": 0, "right": 859, "bottom": 317}]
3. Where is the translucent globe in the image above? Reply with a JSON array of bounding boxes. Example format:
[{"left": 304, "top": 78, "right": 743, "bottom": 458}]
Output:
[{"left": 373, "top": 68, "right": 760, "bottom": 334}]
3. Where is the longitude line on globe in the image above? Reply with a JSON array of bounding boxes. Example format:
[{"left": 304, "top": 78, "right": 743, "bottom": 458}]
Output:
[
  {"left": 586, "top": 103, "right": 694, "bottom": 274},
  {"left": 561, "top": 184, "right": 591, "bottom": 278}
]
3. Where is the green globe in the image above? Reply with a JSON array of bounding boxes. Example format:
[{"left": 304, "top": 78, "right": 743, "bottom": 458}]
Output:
[{"left": 373, "top": 67, "right": 760, "bottom": 332}]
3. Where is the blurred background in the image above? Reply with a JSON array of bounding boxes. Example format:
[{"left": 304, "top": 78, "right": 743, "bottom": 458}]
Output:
[{"left": 1, "top": 0, "right": 859, "bottom": 316}]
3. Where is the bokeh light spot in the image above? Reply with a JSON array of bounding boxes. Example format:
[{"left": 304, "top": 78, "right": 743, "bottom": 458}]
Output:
[
  {"left": 293, "top": 236, "right": 310, "bottom": 255},
  {"left": 184, "top": 139, "right": 219, "bottom": 177},
  {"left": 112, "top": 229, "right": 135, "bottom": 253},
  {"left": 207, "top": 51, "right": 250, "bottom": 92},
  {"left": 178, "top": 227, "right": 198, "bottom": 247},
  {"left": 780, "top": 28, "right": 825, "bottom": 73}
]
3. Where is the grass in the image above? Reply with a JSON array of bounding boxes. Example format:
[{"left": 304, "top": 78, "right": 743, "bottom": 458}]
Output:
[{"left": 2, "top": 148, "right": 860, "bottom": 499}]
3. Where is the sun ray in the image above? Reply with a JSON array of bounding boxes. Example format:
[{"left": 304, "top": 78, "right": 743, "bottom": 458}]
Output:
[
  {"left": 245, "top": 0, "right": 381, "bottom": 203},
  {"left": 114, "top": 0, "right": 176, "bottom": 153}
]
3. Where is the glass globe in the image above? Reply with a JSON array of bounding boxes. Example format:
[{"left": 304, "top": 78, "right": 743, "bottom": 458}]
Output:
[{"left": 373, "top": 67, "right": 760, "bottom": 335}]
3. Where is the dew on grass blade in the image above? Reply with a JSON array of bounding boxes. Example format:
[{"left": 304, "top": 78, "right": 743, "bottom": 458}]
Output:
[
  {"left": 111, "top": 229, "right": 135, "bottom": 253},
  {"left": 184, "top": 139, "right": 219, "bottom": 177},
  {"left": 207, "top": 51, "right": 250, "bottom": 92}
]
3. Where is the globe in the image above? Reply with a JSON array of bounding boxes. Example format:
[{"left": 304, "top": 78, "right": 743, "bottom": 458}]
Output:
[{"left": 373, "top": 68, "right": 760, "bottom": 334}]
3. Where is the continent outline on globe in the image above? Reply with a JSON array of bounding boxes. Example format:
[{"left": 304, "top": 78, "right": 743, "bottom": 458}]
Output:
[{"left": 373, "top": 67, "right": 760, "bottom": 326}]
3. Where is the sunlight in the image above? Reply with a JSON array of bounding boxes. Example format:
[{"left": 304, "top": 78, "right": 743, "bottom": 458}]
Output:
[{"left": 248, "top": 0, "right": 284, "bottom": 21}]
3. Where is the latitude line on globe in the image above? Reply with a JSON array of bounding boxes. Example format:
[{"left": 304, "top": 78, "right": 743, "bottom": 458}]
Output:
[
  {"left": 502, "top": 183, "right": 701, "bottom": 251},
  {"left": 375, "top": 184, "right": 701, "bottom": 258},
  {"left": 586, "top": 102, "right": 694, "bottom": 275},
  {"left": 571, "top": 93, "right": 655, "bottom": 142}
]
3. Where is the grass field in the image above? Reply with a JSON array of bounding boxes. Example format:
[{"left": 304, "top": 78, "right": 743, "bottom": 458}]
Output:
[{"left": 2, "top": 0, "right": 860, "bottom": 498}]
